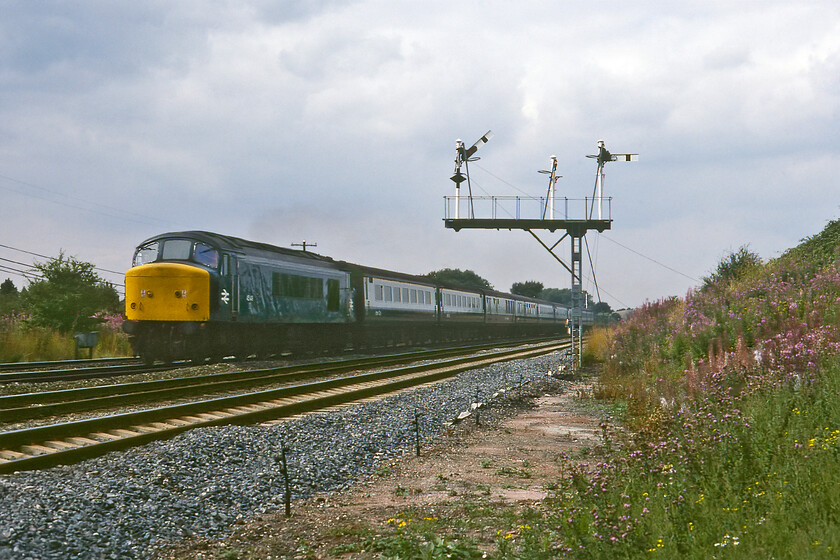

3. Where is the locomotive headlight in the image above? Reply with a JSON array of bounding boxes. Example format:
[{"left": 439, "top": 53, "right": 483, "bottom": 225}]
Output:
[
  {"left": 191, "top": 303, "right": 199, "bottom": 311},
  {"left": 130, "top": 302, "right": 137, "bottom": 309},
  {"left": 175, "top": 290, "right": 187, "bottom": 298},
  {"left": 146, "top": 290, "right": 153, "bottom": 298}
]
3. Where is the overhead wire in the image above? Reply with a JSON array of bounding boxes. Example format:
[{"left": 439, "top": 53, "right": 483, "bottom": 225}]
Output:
[
  {"left": 468, "top": 162, "right": 628, "bottom": 307},
  {"left": 0, "top": 256, "right": 39, "bottom": 272},
  {"left": 601, "top": 234, "right": 700, "bottom": 283},
  {"left": 456, "top": 159, "right": 696, "bottom": 310},
  {"left": 472, "top": 162, "right": 535, "bottom": 196},
  {"left": 0, "top": 244, "right": 126, "bottom": 299},
  {"left": 0, "top": 243, "right": 124, "bottom": 278},
  {"left": 0, "top": 172, "right": 169, "bottom": 227},
  {"left": 0, "top": 264, "right": 39, "bottom": 281}
]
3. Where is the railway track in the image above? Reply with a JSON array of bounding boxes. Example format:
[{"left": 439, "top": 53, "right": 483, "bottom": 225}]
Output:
[
  {"left": 0, "top": 339, "right": 571, "bottom": 474},
  {"left": 0, "top": 339, "right": 557, "bottom": 424},
  {"left": 0, "top": 336, "right": 561, "bottom": 384},
  {"left": 0, "top": 357, "right": 138, "bottom": 373},
  {"left": 0, "top": 362, "right": 183, "bottom": 384}
]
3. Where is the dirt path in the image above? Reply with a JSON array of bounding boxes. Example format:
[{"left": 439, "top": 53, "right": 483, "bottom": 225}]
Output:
[{"left": 158, "top": 374, "right": 607, "bottom": 559}]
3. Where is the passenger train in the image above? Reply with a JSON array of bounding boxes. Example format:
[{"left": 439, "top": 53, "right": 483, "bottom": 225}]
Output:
[{"left": 123, "top": 231, "right": 590, "bottom": 364}]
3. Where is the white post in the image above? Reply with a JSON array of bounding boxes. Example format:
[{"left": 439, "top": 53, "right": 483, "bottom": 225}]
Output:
[
  {"left": 596, "top": 166, "right": 603, "bottom": 220},
  {"left": 595, "top": 141, "right": 606, "bottom": 220},
  {"left": 455, "top": 139, "right": 464, "bottom": 219},
  {"left": 549, "top": 155, "right": 557, "bottom": 220}
]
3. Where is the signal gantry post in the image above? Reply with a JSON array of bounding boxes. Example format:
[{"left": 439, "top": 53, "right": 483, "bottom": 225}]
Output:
[{"left": 444, "top": 137, "right": 636, "bottom": 368}]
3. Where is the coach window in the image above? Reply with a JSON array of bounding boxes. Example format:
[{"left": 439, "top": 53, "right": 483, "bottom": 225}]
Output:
[
  {"left": 327, "top": 279, "right": 340, "bottom": 312},
  {"left": 385, "top": 286, "right": 392, "bottom": 302},
  {"left": 403, "top": 288, "right": 409, "bottom": 302},
  {"left": 394, "top": 287, "right": 401, "bottom": 302}
]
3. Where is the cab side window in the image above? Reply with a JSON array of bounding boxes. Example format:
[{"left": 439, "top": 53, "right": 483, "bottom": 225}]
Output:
[
  {"left": 133, "top": 241, "right": 160, "bottom": 266},
  {"left": 194, "top": 243, "right": 219, "bottom": 268}
]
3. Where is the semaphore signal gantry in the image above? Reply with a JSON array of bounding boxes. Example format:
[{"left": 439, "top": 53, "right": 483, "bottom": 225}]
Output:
[{"left": 444, "top": 135, "right": 636, "bottom": 367}]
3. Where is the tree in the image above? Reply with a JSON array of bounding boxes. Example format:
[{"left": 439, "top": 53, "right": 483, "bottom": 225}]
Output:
[
  {"left": 23, "top": 253, "right": 120, "bottom": 333},
  {"left": 538, "top": 287, "right": 571, "bottom": 305},
  {"left": 510, "top": 280, "right": 544, "bottom": 298},
  {"left": 702, "top": 245, "right": 762, "bottom": 290},
  {"left": 0, "top": 278, "right": 22, "bottom": 317},
  {"left": 423, "top": 268, "right": 492, "bottom": 290},
  {"left": 538, "top": 287, "right": 595, "bottom": 308},
  {"left": 592, "top": 301, "right": 612, "bottom": 314},
  {"left": 0, "top": 278, "right": 17, "bottom": 296}
]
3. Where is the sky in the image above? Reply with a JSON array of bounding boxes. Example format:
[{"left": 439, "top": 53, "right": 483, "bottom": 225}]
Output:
[{"left": 1, "top": 1, "right": 839, "bottom": 310}]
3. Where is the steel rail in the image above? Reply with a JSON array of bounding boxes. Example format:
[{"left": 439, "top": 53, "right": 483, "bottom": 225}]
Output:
[
  {"left": 0, "top": 340, "right": 570, "bottom": 474},
  {"left": 0, "top": 338, "right": 568, "bottom": 422},
  {"left": 0, "top": 357, "right": 137, "bottom": 373},
  {"left": 0, "top": 335, "right": 561, "bottom": 384},
  {"left": 0, "top": 363, "right": 183, "bottom": 384}
]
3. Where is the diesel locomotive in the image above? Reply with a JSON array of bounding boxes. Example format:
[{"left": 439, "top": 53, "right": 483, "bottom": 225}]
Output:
[{"left": 123, "top": 231, "right": 587, "bottom": 364}]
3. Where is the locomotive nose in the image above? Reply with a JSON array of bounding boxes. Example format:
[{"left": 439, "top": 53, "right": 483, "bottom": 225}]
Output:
[{"left": 125, "top": 262, "right": 210, "bottom": 322}]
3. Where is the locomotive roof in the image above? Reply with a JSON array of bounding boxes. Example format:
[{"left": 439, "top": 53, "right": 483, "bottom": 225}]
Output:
[
  {"left": 142, "top": 231, "right": 339, "bottom": 264},
  {"left": 139, "top": 231, "right": 566, "bottom": 306},
  {"left": 140, "top": 231, "right": 436, "bottom": 284}
]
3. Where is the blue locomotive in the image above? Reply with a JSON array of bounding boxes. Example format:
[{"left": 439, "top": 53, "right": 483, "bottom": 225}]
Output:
[{"left": 123, "top": 231, "right": 585, "bottom": 363}]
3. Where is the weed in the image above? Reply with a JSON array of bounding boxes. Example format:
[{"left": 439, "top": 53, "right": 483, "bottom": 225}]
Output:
[
  {"left": 0, "top": 311, "right": 131, "bottom": 362},
  {"left": 475, "top": 483, "right": 491, "bottom": 496},
  {"left": 495, "top": 466, "right": 532, "bottom": 479},
  {"left": 362, "top": 222, "right": 840, "bottom": 558}
]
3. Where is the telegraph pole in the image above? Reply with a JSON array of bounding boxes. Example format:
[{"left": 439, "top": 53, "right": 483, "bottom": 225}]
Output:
[{"left": 292, "top": 241, "right": 317, "bottom": 251}]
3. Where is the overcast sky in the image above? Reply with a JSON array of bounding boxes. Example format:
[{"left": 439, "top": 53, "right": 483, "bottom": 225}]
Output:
[{"left": 1, "top": 1, "right": 838, "bottom": 309}]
